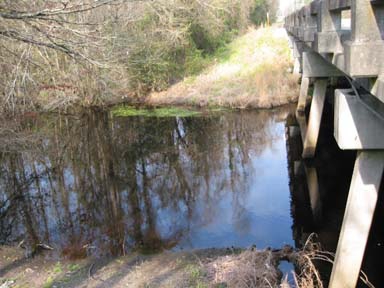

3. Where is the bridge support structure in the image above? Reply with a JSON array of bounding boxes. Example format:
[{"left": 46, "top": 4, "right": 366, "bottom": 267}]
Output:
[
  {"left": 329, "top": 151, "right": 384, "bottom": 288},
  {"left": 331, "top": 89, "right": 384, "bottom": 287},
  {"left": 285, "top": 1, "right": 384, "bottom": 287},
  {"left": 298, "top": 51, "right": 344, "bottom": 158}
]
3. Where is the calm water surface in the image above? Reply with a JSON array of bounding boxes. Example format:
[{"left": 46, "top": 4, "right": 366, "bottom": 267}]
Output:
[{"left": 0, "top": 107, "right": 295, "bottom": 258}]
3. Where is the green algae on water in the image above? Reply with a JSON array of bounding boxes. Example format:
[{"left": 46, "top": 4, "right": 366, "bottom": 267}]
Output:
[{"left": 111, "top": 106, "right": 202, "bottom": 118}]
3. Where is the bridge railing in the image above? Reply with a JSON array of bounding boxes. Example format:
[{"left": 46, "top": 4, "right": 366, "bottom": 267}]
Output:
[{"left": 285, "top": 0, "right": 384, "bottom": 103}]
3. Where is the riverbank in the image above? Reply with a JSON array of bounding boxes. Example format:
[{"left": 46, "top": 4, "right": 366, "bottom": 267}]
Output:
[
  {"left": 145, "top": 26, "right": 299, "bottom": 109},
  {"left": 0, "top": 25, "right": 299, "bottom": 116},
  {"left": 1, "top": 245, "right": 323, "bottom": 288}
]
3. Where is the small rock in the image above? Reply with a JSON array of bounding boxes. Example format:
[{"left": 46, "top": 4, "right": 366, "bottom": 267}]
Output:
[
  {"left": 25, "top": 268, "right": 34, "bottom": 273},
  {"left": 0, "top": 280, "right": 15, "bottom": 288}
]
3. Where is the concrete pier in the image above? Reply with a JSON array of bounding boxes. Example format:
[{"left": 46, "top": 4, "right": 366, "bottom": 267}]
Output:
[
  {"left": 334, "top": 89, "right": 384, "bottom": 150},
  {"left": 302, "top": 80, "right": 327, "bottom": 158},
  {"left": 285, "top": 1, "right": 384, "bottom": 286},
  {"left": 329, "top": 152, "right": 384, "bottom": 288},
  {"left": 298, "top": 77, "right": 310, "bottom": 112}
]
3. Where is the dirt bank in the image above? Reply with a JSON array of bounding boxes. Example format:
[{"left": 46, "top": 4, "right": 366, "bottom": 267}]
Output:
[{"left": 0, "top": 245, "right": 322, "bottom": 288}]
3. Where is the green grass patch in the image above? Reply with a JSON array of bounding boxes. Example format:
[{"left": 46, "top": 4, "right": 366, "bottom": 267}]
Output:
[
  {"left": 43, "top": 276, "right": 54, "bottom": 288},
  {"left": 185, "top": 264, "right": 208, "bottom": 288},
  {"left": 111, "top": 106, "right": 202, "bottom": 118},
  {"left": 53, "top": 262, "right": 63, "bottom": 274},
  {"left": 67, "top": 263, "right": 80, "bottom": 272},
  {"left": 206, "top": 106, "right": 230, "bottom": 112}
]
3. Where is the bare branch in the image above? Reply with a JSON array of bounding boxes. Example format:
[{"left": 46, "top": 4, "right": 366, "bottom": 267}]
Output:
[
  {"left": 0, "top": 30, "right": 76, "bottom": 57},
  {"left": 0, "top": 0, "right": 120, "bottom": 20}
]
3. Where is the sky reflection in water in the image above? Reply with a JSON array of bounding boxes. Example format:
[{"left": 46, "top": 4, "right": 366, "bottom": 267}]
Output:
[
  {"left": 0, "top": 107, "right": 294, "bottom": 258},
  {"left": 178, "top": 123, "right": 293, "bottom": 250}
]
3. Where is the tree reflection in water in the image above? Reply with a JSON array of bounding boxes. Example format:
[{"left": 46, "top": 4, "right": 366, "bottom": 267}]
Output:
[{"left": 0, "top": 107, "right": 293, "bottom": 258}]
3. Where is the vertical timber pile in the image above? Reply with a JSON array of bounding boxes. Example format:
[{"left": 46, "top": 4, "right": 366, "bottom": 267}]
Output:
[{"left": 285, "top": 0, "right": 384, "bottom": 287}]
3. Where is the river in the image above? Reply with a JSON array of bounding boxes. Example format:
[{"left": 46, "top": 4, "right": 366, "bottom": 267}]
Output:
[
  {"left": 0, "top": 105, "right": 383, "bottom": 287},
  {"left": 0, "top": 106, "right": 295, "bottom": 257}
]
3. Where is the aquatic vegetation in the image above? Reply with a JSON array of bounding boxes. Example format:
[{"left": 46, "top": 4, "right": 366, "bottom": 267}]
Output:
[{"left": 111, "top": 106, "right": 203, "bottom": 118}]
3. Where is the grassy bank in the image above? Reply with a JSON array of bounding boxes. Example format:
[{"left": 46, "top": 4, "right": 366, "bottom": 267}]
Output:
[{"left": 146, "top": 26, "right": 300, "bottom": 109}]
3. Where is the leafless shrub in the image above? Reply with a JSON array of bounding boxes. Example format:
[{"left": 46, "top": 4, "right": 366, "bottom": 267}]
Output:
[
  {"left": 1, "top": 0, "right": 269, "bottom": 113},
  {"left": 0, "top": 0, "right": 124, "bottom": 113}
]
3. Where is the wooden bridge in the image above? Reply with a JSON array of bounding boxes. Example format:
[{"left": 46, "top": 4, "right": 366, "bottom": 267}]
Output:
[{"left": 285, "top": 1, "right": 384, "bottom": 287}]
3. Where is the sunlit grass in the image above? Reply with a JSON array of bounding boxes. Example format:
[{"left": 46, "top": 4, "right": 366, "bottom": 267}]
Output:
[{"left": 147, "top": 26, "right": 299, "bottom": 109}]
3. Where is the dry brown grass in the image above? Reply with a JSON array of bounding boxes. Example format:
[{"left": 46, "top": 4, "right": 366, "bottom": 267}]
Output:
[
  {"left": 293, "top": 234, "right": 375, "bottom": 288},
  {"left": 206, "top": 249, "right": 282, "bottom": 287},
  {"left": 204, "top": 236, "right": 328, "bottom": 288},
  {"left": 292, "top": 236, "right": 326, "bottom": 288},
  {"left": 147, "top": 26, "right": 300, "bottom": 109}
]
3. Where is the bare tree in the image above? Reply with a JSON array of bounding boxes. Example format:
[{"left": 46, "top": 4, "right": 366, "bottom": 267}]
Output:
[
  {"left": 0, "top": 0, "right": 120, "bottom": 57},
  {"left": 0, "top": 0, "right": 258, "bottom": 113},
  {"left": 0, "top": 0, "right": 126, "bottom": 112}
]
